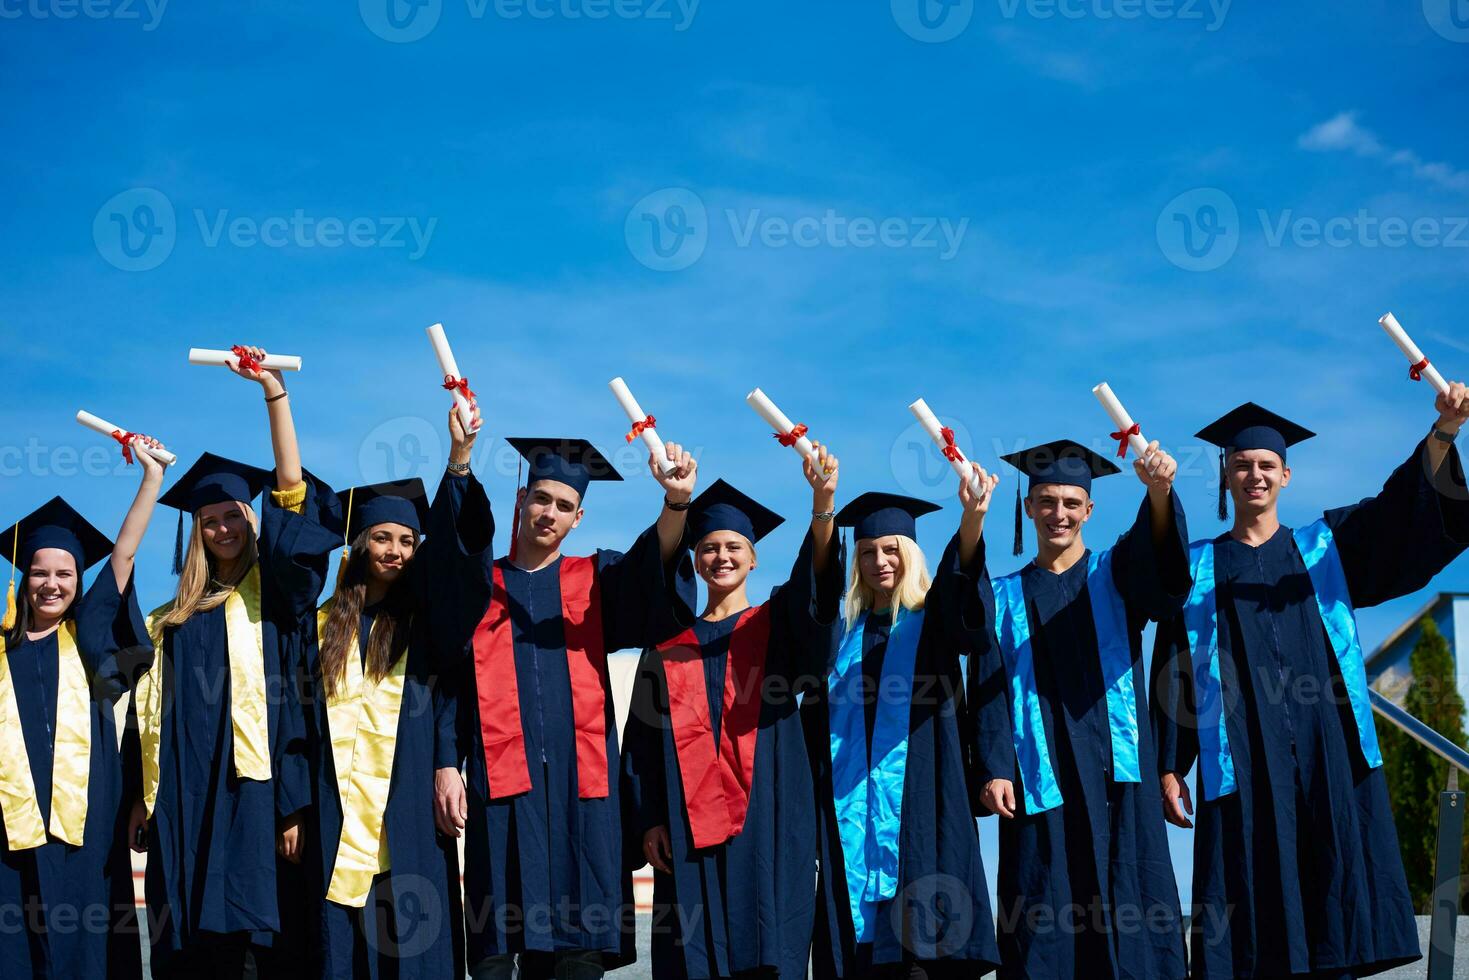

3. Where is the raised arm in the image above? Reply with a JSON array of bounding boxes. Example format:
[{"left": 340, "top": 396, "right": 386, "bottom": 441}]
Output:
[
  {"left": 423, "top": 408, "right": 496, "bottom": 665},
  {"left": 226, "top": 343, "right": 301, "bottom": 492},
  {"left": 1107, "top": 442, "right": 1190, "bottom": 623},
  {"left": 108, "top": 435, "right": 168, "bottom": 592},
  {"left": 647, "top": 440, "right": 697, "bottom": 565}
]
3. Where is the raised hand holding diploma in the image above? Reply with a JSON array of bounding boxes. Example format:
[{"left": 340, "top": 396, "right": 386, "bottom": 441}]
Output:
[
  {"left": 76, "top": 410, "right": 176, "bottom": 466},
  {"left": 1379, "top": 312, "right": 1451, "bottom": 396},
  {"left": 909, "top": 397, "right": 985, "bottom": 497},
  {"left": 747, "top": 387, "right": 824, "bottom": 470},
  {"left": 1092, "top": 382, "right": 1150, "bottom": 459},
  {"left": 610, "top": 377, "right": 675, "bottom": 476},
  {"left": 190, "top": 347, "right": 303, "bottom": 372},
  {"left": 426, "top": 322, "right": 479, "bottom": 432}
]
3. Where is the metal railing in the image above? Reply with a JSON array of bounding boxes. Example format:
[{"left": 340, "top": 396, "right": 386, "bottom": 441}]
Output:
[{"left": 1370, "top": 688, "right": 1468, "bottom": 980}]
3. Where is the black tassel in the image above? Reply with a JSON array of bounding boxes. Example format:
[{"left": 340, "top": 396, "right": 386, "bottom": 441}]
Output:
[
  {"left": 172, "top": 510, "right": 185, "bottom": 575},
  {"left": 1216, "top": 448, "right": 1229, "bottom": 521},
  {"left": 1012, "top": 484, "right": 1024, "bottom": 556}
]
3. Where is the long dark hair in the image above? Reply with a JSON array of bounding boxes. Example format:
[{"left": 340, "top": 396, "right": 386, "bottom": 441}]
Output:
[{"left": 318, "top": 527, "right": 418, "bottom": 701}]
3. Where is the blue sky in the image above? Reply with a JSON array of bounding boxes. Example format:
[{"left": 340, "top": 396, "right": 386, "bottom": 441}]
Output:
[{"left": 3, "top": 0, "right": 1468, "bottom": 914}]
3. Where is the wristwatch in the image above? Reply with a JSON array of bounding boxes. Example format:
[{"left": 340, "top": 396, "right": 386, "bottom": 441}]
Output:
[
  {"left": 664, "top": 497, "right": 691, "bottom": 512},
  {"left": 446, "top": 460, "right": 471, "bottom": 475},
  {"left": 1432, "top": 426, "right": 1459, "bottom": 444}
]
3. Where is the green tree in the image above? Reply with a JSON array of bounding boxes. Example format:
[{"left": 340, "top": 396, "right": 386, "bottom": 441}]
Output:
[{"left": 1381, "top": 615, "right": 1469, "bottom": 913}]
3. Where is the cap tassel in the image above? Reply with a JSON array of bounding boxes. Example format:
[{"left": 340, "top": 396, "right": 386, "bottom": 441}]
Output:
[
  {"left": 1216, "top": 448, "right": 1229, "bottom": 521},
  {"left": 509, "top": 456, "right": 523, "bottom": 563},
  {"left": 171, "top": 510, "right": 185, "bottom": 576},
  {"left": 3, "top": 521, "right": 19, "bottom": 632},
  {"left": 336, "top": 487, "right": 355, "bottom": 590},
  {"left": 1012, "top": 484, "right": 1024, "bottom": 557}
]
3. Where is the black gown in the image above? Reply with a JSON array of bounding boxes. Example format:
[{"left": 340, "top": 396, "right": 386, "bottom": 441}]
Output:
[
  {"left": 0, "top": 564, "right": 146, "bottom": 979},
  {"left": 621, "top": 533, "right": 842, "bottom": 980},
  {"left": 802, "top": 534, "right": 1000, "bottom": 979},
  {"left": 968, "top": 493, "right": 1191, "bottom": 980},
  {"left": 1152, "top": 440, "right": 1469, "bottom": 979}
]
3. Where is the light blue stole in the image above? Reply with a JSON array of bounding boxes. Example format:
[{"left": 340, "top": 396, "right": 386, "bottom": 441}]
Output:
[
  {"left": 991, "top": 548, "right": 1140, "bottom": 816},
  {"left": 1182, "top": 517, "right": 1383, "bottom": 801},
  {"left": 827, "top": 608, "right": 924, "bottom": 942}
]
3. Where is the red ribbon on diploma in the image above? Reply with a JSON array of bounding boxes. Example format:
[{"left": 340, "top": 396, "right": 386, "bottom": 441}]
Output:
[
  {"left": 1410, "top": 358, "right": 1431, "bottom": 382},
  {"left": 939, "top": 426, "right": 966, "bottom": 463},
  {"left": 775, "top": 423, "right": 808, "bottom": 447},
  {"left": 230, "top": 346, "right": 262, "bottom": 374},
  {"left": 443, "top": 375, "right": 477, "bottom": 401},
  {"left": 110, "top": 429, "right": 135, "bottom": 465},
  {"left": 625, "top": 416, "right": 656, "bottom": 443},
  {"left": 1110, "top": 423, "right": 1141, "bottom": 457}
]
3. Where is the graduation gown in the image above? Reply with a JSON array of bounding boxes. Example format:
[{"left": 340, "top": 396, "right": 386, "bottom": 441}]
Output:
[
  {"left": 447, "top": 521, "right": 694, "bottom": 967},
  {"left": 802, "top": 534, "right": 1000, "bottom": 979},
  {"left": 0, "top": 565, "right": 146, "bottom": 980},
  {"left": 621, "top": 533, "right": 842, "bottom": 980},
  {"left": 124, "top": 476, "right": 335, "bottom": 973},
  {"left": 302, "top": 472, "right": 491, "bottom": 980},
  {"left": 968, "top": 493, "right": 1190, "bottom": 980},
  {"left": 1152, "top": 440, "right": 1469, "bottom": 979}
]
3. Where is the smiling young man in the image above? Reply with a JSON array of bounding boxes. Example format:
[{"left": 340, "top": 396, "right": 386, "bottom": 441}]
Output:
[
  {"left": 434, "top": 436, "right": 698, "bottom": 980},
  {"left": 966, "top": 438, "right": 1191, "bottom": 980},
  {"left": 1152, "top": 391, "right": 1469, "bottom": 980}
]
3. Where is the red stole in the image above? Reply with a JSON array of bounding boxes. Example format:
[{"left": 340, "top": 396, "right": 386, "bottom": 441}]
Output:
[
  {"left": 472, "top": 555, "right": 611, "bottom": 799},
  {"left": 657, "top": 604, "right": 771, "bottom": 849}
]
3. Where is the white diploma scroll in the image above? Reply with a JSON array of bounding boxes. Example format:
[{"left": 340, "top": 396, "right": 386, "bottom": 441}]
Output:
[
  {"left": 609, "top": 377, "right": 675, "bottom": 476},
  {"left": 1379, "top": 313, "right": 1450, "bottom": 396},
  {"left": 746, "top": 388, "right": 820, "bottom": 466},
  {"left": 908, "top": 398, "right": 982, "bottom": 495},
  {"left": 1092, "top": 382, "right": 1150, "bottom": 459},
  {"left": 425, "top": 323, "right": 478, "bottom": 431},
  {"left": 76, "top": 410, "right": 176, "bottom": 465},
  {"left": 187, "top": 348, "right": 302, "bottom": 372}
]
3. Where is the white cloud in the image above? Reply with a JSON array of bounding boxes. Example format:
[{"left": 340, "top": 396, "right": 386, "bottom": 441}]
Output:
[{"left": 1299, "top": 111, "right": 1469, "bottom": 194}]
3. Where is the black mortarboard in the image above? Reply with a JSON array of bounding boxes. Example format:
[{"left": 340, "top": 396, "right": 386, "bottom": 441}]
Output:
[
  {"left": 336, "top": 479, "right": 430, "bottom": 538},
  {"left": 1001, "top": 439, "right": 1121, "bottom": 556},
  {"left": 835, "top": 492, "right": 941, "bottom": 541},
  {"left": 1195, "top": 403, "right": 1315, "bottom": 520},
  {"left": 506, "top": 437, "right": 622, "bottom": 501},
  {"left": 687, "top": 478, "right": 785, "bottom": 545},
  {"left": 2, "top": 497, "right": 113, "bottom": 630},
  {"left": 159, "top": 453, "right": 273, "bottom": 573}
]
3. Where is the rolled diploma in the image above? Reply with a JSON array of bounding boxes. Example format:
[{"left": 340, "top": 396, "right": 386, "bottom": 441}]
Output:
[
  {"left": 746, "top": 388, "right": 819, "bottom": 465},
  {"left": 425, "top": 323, "right": 477, "bottom": 430},
  {"left": 1379, "top": 313, "right": 1450, "bottom": 395},
  {"left": 187, "top": 348, "right": 302, "bottom": 372},
  {"left": 76, "top": 410, "right": 177, "bottom": 465},
  {"left": 908, "top": 398, "right": 982, "bottom": 495},
  {"left": 609, "top": 378, "right": 675, "bottom": 475},
  {"left": 1092, "top": 382, "right": 1149, "bottom": 458}
]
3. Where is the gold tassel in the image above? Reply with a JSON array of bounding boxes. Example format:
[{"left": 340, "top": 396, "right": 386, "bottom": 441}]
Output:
[
  {"left": 2, "top": 520, "right": 19, "bottom": 632},
  {"left": 335, "top": 488, "right": 355, "bottom": 590}
]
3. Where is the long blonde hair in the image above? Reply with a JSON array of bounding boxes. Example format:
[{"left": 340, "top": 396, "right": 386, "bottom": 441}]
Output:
[
  {"left": 843, "top": 534, "right": 931, "bottom": 631},
  {"left": 158, "top": 504, "right": 259, "bottom": 629}
]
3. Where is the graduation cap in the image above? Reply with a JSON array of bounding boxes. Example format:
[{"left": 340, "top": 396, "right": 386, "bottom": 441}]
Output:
[
  {"left": 159, "top": 452, "right": 273, "bottom": 574},
  {"left": 1, "top": 496, "right": 113, "bottom": 631},
  {"left": 506, "top": 437, "right": 621, "bottom": 501},
  {"left": 1000, "top": 439, "right": 1121, "bottom": 556},
  {"left": 687, "top": 478, "right": 785, "bottom": 545},
  {"left": 337, "top": 479, "right": 430, "bottom": 538},
  {"left": 835, "top": 491, "right": 941, "bottom": 542},
  {"left": 1195, "top": 402, "right": 1316, "bottom": 521}
]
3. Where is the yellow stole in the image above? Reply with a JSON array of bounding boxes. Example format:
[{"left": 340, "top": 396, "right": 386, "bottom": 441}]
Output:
[
  {"left": 0, "top": 621, "right": 90, "bottom": 850},
  {"left": 137, "top": 563, "right": 273, "bottom": 816},
  {"left": 317, "top": 598, "right": 408, "bottom": 908}
]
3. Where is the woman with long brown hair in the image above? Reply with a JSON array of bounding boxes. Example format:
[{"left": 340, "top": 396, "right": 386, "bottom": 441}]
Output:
[
  {"left": 125, "top": 346, "right": 339, "bottom": 979},
  {"left": 300, "top": 403, "right": 492, "bottom": 980}
]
